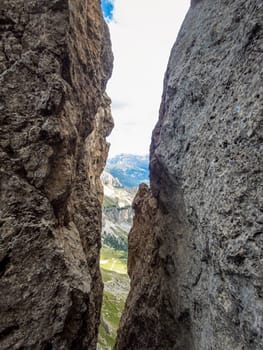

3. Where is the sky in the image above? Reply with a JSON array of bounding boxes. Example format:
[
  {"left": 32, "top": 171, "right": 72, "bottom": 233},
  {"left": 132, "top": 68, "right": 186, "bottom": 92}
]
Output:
[{"left": 101, "top": 0, "right": 190, "bottom": 156}]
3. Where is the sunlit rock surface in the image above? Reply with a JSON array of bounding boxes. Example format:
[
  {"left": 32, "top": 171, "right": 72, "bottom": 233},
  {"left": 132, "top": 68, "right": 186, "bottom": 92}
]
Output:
[
  {"left": 115, "top": 0, "right": 263, "bottom": 349},
  {"left": 0, "top": 0, "right": 113, "bottom": 349}
]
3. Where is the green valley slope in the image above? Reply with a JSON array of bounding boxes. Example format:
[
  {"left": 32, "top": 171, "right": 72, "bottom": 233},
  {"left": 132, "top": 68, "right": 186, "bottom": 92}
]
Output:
[
  {"left": 98, "top": 156, "right": 149, "bottom": 349},
  {"left": 98, "top": 248, "right": 129, "bottom": 350},
  {"left": 98, "top": 172, "right": 132, "bottom": 350}
]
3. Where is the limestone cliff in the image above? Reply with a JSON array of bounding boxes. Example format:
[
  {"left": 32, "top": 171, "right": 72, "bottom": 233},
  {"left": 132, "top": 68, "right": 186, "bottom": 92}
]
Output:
[
  {"left": 115, "top": 0, "right": 263, "bottom": 349},
  {"left": 0, "top": 0, "right": 113, "bottom": 349}
]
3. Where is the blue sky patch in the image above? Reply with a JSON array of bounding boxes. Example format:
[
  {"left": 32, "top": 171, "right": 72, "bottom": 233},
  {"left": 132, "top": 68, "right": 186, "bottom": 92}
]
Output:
[{"left": 101, "top": 0, "right": 114, "bottom": 21}]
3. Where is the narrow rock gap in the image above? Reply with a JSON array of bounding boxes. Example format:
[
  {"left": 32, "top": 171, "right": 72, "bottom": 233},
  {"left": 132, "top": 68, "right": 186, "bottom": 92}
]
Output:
[
  {"left": 97, "top": 1, "right": 190, "bottom": 349},
  {"left": 97, "top": 155, "right": 149, "bottom": 349},
  {"left": 2, "top": 0, "right": 261, "bottom": 349}
]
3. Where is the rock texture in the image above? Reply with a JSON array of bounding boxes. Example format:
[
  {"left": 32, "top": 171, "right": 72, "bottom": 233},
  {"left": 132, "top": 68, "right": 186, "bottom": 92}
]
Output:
[
  {"left": 0, "top": 1, "right": 113, "bottom": 349},
  {"left": 115, "top": 0, "right": 263, "bottom": 349},
  {"left": 115, "top": 183, "right": 181, "bottom": 349},
  {"left": 101, "top": 171, "right": 135, "bottom": 250}
]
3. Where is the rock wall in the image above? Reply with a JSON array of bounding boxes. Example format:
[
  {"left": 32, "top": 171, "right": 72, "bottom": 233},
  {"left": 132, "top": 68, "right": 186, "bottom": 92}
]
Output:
[
  {"left": 0, "top": 1, "right": 113, "bottom": 349},
  {"left": 103, "top": 206, "right": 133, "bottom": 227},
  {"left": 115, "top": 0, "right": 263, "bottom": 349}
]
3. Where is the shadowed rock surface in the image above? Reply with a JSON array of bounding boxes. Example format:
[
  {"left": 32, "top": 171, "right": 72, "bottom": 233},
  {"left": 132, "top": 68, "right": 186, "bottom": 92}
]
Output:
[
  {"left": 0, "top": 0, "right": 113, "bottom": 349},
  {"left": 115, "top": 0, "right": 263, "bottom": 349}
]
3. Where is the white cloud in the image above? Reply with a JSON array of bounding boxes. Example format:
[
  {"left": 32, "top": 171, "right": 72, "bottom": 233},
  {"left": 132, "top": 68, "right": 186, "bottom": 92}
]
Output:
[{"left": 107, "top": 0, "right": 190, "bottom": 156}]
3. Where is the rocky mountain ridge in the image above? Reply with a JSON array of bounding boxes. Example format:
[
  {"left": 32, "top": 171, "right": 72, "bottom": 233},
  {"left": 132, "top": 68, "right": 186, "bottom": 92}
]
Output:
[
  {"left": 101, "top": 171, "right": 135, "bottom": 251},
  {"left": 106, "top": 154, "right": 149, "bottom": 188},
  {"left": 101, "top": 171, "right": 136, "bottom": 251}
]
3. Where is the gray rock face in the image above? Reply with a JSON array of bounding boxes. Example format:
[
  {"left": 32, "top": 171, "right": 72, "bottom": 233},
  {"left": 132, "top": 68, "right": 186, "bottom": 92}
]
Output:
[
  {"left": 103, "top": 206, "right": 133, "bottom": 230},
  {"left": 115, "top": 0, "right": 263, "bottom": 349},
  {"left": 101, "top": 172, "right": 135, "bottom": 251},
  {"left": 0, "top": 0, "right": 113, "bottom": 349}
]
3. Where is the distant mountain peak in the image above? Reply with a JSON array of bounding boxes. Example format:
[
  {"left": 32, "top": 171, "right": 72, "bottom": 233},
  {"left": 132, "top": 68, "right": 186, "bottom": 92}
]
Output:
[
  {"left": 101, "top": 171, "right": 123, "bottom": 188},
  {"left": 106, "top": 154, "right": 149, "bottom": 188}
]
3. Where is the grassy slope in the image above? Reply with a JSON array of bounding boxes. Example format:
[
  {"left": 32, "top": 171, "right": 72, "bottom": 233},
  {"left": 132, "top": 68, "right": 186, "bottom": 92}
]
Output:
[
  {"left": 100, "top": 247, "right": 128, "bottom": 274},
  {"left": 98, "top": 247, "right": 129, "bottom": 350},
  {"left": 99, "top": 171, "right": 132, "bottom": 349},
  {"left": 103, "top": 195, "right": 119, "bottom": 208}
]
